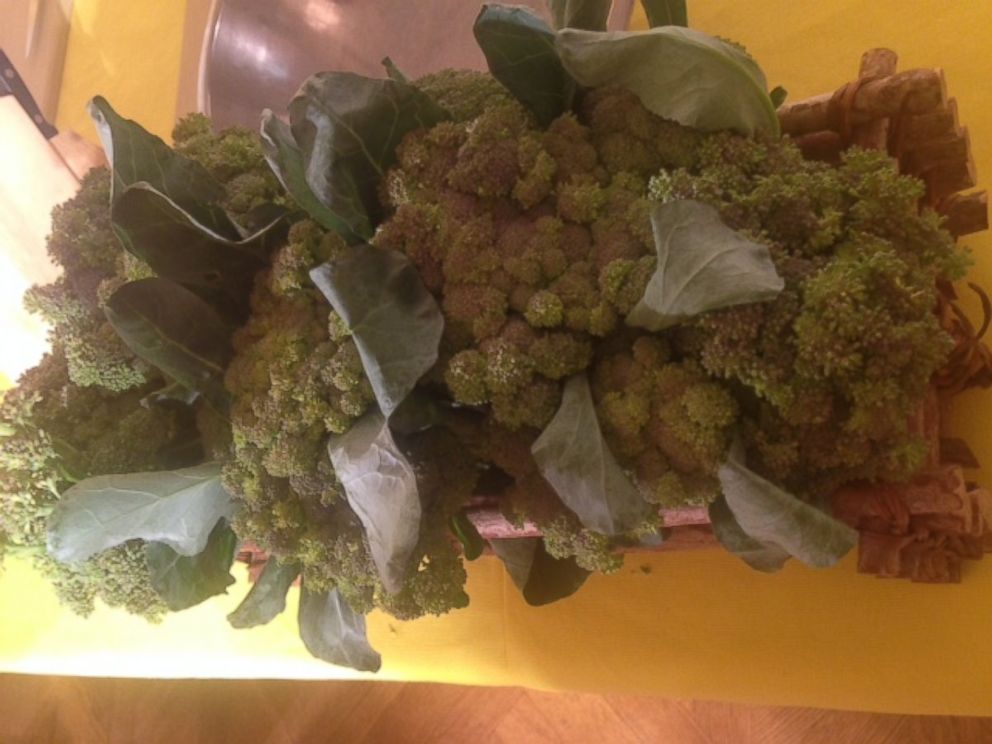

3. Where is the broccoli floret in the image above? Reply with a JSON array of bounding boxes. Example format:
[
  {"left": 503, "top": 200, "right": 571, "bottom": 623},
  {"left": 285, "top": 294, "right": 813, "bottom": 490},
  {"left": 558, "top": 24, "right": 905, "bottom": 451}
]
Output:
[
  {"left": 414, "top": 69, "right": 514, "bottom": 123},
  {"left": 27, "top": 171, "right": 150, "bottom": 392},
  {"left": 591, "top": 338, "right": 737, "bottom": 507},
  {"left": 35, "top": 543, "right": 168, "bottom": 621},
  {"left": 661, "top": 145, "right": 965, "bottom": 494},
  {"left": 374, "top": 79, "right": 699, "bottom": 435},
  {"left": 171, "top": 113, "right": 287, "bottom": 220},
  {"left": 0, "top": 348, "right": 195, "bottom": 621}
]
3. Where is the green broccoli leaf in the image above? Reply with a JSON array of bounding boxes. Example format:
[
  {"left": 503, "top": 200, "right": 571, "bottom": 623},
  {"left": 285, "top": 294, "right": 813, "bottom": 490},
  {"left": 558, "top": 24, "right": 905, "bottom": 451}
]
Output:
[
  {"left": 450, "top": 512, "right": 485, "bottom": 561},
  {"left": 47, "top": 463, "right": 234, "bottom": 563},
  {"left": 490, "top": 537, "right": 591, "bottom": 606},
  {"left": 555, "top": 27, "right": 780, "bottom": 136},
  {"left": 717, "top": 440, "right": 858, "bottom": 569},
  {"left": 327, "top": 411, "right": 421, "bottom": 594},
  {"left": 145, "top": 520, "right": 237, "bottom": 611},
  {"left": 531, "top": 375, "right": 649, "bottom": 536},
  {"left": 626, "top": 200, "right": 784, "bottom": 331},
  {"left": 770, "top": 85, "right": 788, "bottom": 108},
  {"left": 708, "top": 494, "right": 791, "bottom": 572},
  {"left": 548, "top": 0, "right": 611, "bottom": 31},
  {"left": 474, "top": 5, "right": 575, "bottom": 127},
  {"left": 265, "top": 71, "right": 448, "bottom": 244},
  {"left": 104, "top": 278, "right": 233, "bottom": 412},
  {"left": 88, "top": 96, "right": 237, "bottom": 238},
  {"left": 260, "top": 111, "right": 373, "bottom": 244},
  {"left": 298, "top": 586, "right": 382, "bottom": 672},
  {"left": 111, "top": 184, "right": 286, "bottom": 322},
  {"left": 227, "top": 557, "right": 301, "bottom": 628},
  {"left": 642, "top": 0, "right": 688, "bottom": 27},
  {"left": 310, "top": 246, "right": 444, "bottom": 418}
]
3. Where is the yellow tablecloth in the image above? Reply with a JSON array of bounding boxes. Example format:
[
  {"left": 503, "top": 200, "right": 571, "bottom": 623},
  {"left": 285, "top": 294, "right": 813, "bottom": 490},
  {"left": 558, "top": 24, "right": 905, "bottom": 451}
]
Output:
[{"left": 2, "top": 0, "right": 991, "bottom": 715}]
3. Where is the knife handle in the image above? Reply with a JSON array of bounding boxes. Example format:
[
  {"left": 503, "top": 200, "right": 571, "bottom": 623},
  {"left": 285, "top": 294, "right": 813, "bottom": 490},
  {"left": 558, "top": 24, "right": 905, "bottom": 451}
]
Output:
[{"left": 0, "top": 48, "right": 58, "bottom": 139}]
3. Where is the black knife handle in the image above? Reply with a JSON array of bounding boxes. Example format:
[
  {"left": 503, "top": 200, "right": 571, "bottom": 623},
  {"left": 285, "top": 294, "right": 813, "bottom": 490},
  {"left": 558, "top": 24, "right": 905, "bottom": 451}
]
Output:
[{"left": 0, "top": 49, "right": 58, "bottom": 139}]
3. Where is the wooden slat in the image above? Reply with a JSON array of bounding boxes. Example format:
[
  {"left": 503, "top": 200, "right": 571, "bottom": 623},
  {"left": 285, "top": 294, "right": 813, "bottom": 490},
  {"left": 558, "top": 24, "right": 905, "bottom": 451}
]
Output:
[{"left": 0, "top": 675, "right": 989, "bottom": 744}]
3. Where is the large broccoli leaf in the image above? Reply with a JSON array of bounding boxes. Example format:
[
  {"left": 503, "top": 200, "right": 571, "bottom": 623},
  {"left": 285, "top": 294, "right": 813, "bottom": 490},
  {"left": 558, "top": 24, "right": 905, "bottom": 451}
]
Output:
[
  {"left": 228, "top": 558, "right": 301, "bottom": 629},
  {"left": 556, "top": 27, "right": 779, "bottom": 136},
  {"left": 145, "top": 520, "right": 237, "bottom": 611},
  {"left": 532, "top": 375, "right": 649, "bottom": 536},
  {"left": 310, "top": 246, "right": 443, "bottom": 418},
  {"left": 104, "top": 278, "right": 233, "bottom": 412},
  {"left": 260, "top": 112, "right": 372, "bottom": 244},
  {"left": 327, "top": 411, "right": 421, "bottom": 594},
  {"left": 88, "top": 96, "right": 237, "bottom": 237},
  {"left": 642, "top": 0, "right": 688, "bottom": 27},
  {"left": 708, "top": 495, "right": 791, "bottom": 572},
  {"left": 716, "top": 441, "right": 858, "bottom": 569},
  {"left": 111, "top": 184, "right": 286, "bottom": 322},
  {"left": 264, "top": 71, "right": 448, "bottom": 244},
  {"left": 298, "top": 586, "right": 382, "bottom": 672},
  {"left": 547, "top": 0, "right": 611, "bottom": 31},
  {"left": 627, "top": 200, "right": 784, "bottom": 331},
  {"left": 47, "top": 463, "right": 234, "bottom": 563},
  {"left": 490, "top": 537, "right": 591, "bottom": 606},
  {"left": 474, "top": 5, "right": 575, "bottom": 127}
]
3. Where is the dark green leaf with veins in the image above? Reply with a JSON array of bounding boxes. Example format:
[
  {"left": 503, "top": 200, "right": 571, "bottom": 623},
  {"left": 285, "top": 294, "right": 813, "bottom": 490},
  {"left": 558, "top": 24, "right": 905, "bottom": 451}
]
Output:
[
  {"left": 490, "top": 537, "right": 590, "bottom": 606},
  {"left": 260, "top": 111, "right": 373, "bottom": 244},
  {"left": 111, "top": 184, "right": 286, "bottom": 322},
  {"left": 145, "top": 520, "right": 237, "bottom": 611},
  {"left": 556, "top": 27, "right": 779, "bottom": 136},
  {"left": 532, "top": 375, "right": 649, "bottom": 536},
  {"left": 474, "top": 5, "right": 575, "bottom": 127},
  {"left": 47, "top": 463, "right": 234, "bottom": 563},
  {"left": 327, "top": 411, "right": 421, "bottom": 594},
  {"left": 717, "top": 440, "right": 858, "bottom": 569},
  {"left": 298, "top": 587, "right": 382, "bottom": 672},
  {"left": 88, "top": 96, "right": 237, "bottom": 238},
  {"left": 310, "top": 246, "right": 444, "bottom": 418},
  {"left": 228, "top": 558, "right": 301, "bottom": 628},
  {"left": 548, "top": 0, "right": 611, "bottom": 31},
  {"left": 642, "top": 0, "right": 688, "bottom": 27},
  {"left": 266, "top": 71, "right": 448, "bottom": 244},
  {"left": 626, "top": 200, "right": 784, "bottom": 331},
  {"left": 105, "top": 278, "right": 233, "bottom": 412}
]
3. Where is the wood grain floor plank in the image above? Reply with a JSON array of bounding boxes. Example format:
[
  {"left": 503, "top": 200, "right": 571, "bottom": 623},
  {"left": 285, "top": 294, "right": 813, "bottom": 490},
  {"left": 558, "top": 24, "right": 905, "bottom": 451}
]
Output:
[
  {"left": 885, "top": 714, "right": 992, "bottom": 744},
  {"left": 493, "top": 689, "right": 643, "bottom": 744},
  {"left": 292, "top": 680, "right": 408, "bottom": 742},
  {"left": 604, "top": 694, "right": 715, "bottom": 744},
  {"left": 357, "top": 682, "right": 517, "bottom": 743},
  {"left": 1, "top": 675, "right": 990, "bottom": 744}
]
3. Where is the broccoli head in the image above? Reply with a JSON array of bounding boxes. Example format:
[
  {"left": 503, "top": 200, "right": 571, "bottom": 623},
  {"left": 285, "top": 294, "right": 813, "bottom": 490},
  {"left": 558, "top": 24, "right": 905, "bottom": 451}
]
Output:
[
  {"left": 655, "top": 144, "right": 965, "bottom": 495},
  {"left": 0, "top": 347, "right": 196, "bottom": 621},
  {"left": 375, "top": 84, "right": 700, "bottom": 432}
]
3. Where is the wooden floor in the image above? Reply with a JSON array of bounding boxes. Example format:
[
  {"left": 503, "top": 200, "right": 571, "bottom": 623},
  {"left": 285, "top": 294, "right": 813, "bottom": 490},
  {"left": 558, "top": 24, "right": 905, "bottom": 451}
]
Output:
[{"left": 0, "top": 676, "right": 989, "bottom": 743}]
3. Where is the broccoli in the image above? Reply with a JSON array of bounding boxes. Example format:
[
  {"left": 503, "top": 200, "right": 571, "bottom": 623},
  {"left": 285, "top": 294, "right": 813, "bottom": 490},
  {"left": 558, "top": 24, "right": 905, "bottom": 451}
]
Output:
[
  {"left": 223, "top": 221, "right": 474, "bottom": 620},
  {"left": 375, "top": 85, "right": 689, "bottom": 432},
  {"left": 655, "top": 144, "right": 965, "bottom": 495},
  {"left": 171, "top": 113, "right": 288, "bottom": 221},
  {"left": 26, "top": 169, "right": 151, "bottom": 392},
  {"left": 591, "top": 336, "right": 736, "bottom": 508},
  {"left": 26, "top": 116, "right": 286, "bottom": 394},
  {"left": 35, "top": 543, "right": 167, "bottom": 621},
  {"left": 375, "top": 72, "right": 964, "bottom": 507},
  {"left": 0, "top": 348, "right": 194, "bottom": 621}
]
